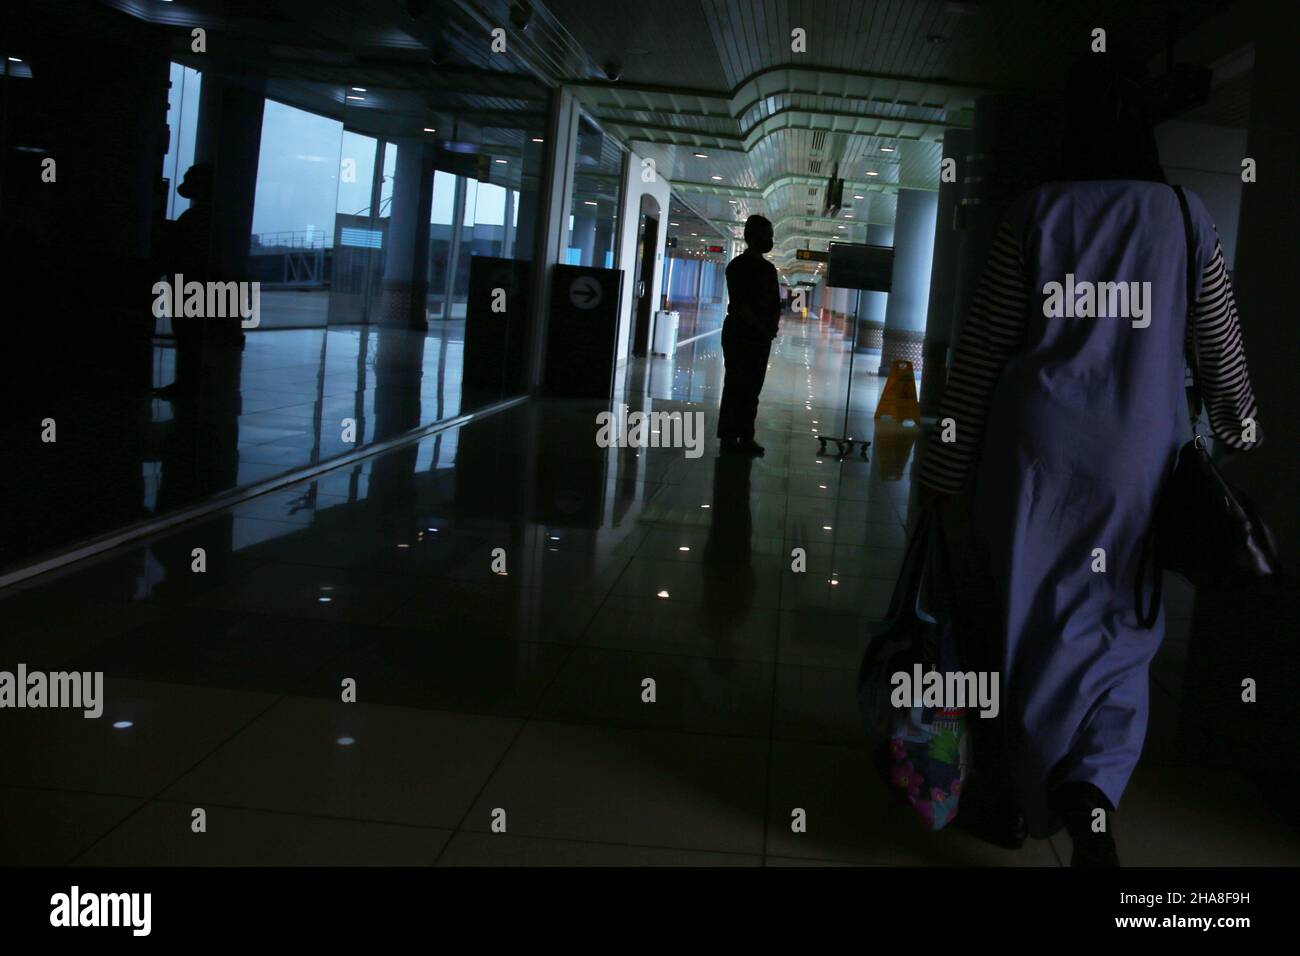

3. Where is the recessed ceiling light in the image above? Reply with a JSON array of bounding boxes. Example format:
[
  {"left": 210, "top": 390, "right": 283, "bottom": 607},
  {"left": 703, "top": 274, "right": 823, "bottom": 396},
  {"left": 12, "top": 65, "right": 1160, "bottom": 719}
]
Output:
[
  {"left": 583, "top": 200, "right": 597, "bottom": 205},
  {"left": 423, "top": 127, "right": 435, "bottom": 132},
  {"left": 880, "top": 146, "right": 895, "bottom": 152},
  {"left": 854, "top": 194, "right": 865, "bottom": 199},
  {"left": 495, "top": 159, "right": 507, "bottom": 164},
  {"left": 351, "top": 87, "right": 367, "bottom": 92},
  {"left": 728, "top": 199, "right": 738, "bottom": 204},
  {"left": 532, "top": 137, "right": 544, "bottom": 142},
  {"left": 670, "top": 221, "right": 679, "bottom": 226},
  {"left": 694, "top": 152, "right": 708, "bottom": 158},
  {"left": 7, "top": 57, "right": 23, "bottom": 62},
  {"left": 346, "top": 95, "right": 364, "bottom": 101},
  {"left": 710, "top": 175, "right": 723, "bottom": 181},
  {"left": 866, "top": 171, "right": 879, "bottom": 176}
]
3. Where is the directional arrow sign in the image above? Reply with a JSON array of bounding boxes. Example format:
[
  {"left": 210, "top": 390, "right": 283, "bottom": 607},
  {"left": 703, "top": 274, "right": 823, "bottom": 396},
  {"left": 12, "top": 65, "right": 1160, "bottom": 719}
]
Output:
[{"left": 569, "top": 274, "right": 603, "bottom": 310}]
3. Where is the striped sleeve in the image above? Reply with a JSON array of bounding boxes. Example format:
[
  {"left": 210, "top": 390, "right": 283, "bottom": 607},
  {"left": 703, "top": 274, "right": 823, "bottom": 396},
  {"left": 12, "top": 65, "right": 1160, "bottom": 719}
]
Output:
[
  {"left": 1188, "top": 241, "right": 1260, "bottom": 450},
  {"left": 918, "top": 220, "right": 1029, "bottom": 494}
]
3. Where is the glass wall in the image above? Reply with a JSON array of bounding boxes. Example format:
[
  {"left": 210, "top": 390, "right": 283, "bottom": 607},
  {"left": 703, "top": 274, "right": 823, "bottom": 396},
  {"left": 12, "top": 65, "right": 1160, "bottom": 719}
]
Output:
[
  {"left": 664, "top": 250, "right": 728, "bottom": 340},
  {"left": 0, "top": 5, "right": 547, "bottom": 571},
  {"left": 565, "top": 115, "right": 621, "bottom": 269},
  {"left": 248, "top": 99, "right": 343, "bottom": 328},
  {"left": 162, "top": 62, "right": 202, "bottom": 220}
]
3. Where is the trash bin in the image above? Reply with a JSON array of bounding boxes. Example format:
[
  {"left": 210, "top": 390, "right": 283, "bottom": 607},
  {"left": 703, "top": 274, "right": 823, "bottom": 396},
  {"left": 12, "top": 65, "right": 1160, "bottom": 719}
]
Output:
[{"left": 652, "top": 310, "right": 679, "bottom": 356}]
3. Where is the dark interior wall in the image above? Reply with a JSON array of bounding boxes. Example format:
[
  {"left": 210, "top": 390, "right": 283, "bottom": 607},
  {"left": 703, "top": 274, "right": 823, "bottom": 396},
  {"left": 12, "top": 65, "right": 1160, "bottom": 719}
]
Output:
[
  {"left": 3, "top": 5, "right": 170, "bottom": 343},
  {"left": 1162, "top": 0, "right": 1300, "bottom": 815}
]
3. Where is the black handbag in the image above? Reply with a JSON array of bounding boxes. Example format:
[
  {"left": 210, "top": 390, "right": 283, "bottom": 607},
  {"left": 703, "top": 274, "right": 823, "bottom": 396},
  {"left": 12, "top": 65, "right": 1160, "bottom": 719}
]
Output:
[{"left": 1135, "top": 185, "right": 1279, "bottom": 628}]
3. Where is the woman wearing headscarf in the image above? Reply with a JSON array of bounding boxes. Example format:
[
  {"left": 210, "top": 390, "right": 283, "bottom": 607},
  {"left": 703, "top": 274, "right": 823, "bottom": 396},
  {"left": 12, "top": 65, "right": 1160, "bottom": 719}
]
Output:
[{"left": 918, "top": 53, "right": 1261, "bottom": 865}]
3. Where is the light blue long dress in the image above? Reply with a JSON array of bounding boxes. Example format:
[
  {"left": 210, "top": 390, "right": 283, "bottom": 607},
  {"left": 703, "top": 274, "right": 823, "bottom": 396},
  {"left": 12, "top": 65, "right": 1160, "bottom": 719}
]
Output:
[{"left": 922, "top": 180, "right": 1256, "bottom": 836}]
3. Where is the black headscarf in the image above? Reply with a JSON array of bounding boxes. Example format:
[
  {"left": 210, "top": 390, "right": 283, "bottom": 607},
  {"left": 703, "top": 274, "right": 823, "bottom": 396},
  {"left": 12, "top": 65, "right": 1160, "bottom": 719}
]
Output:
[{"left": 1060, "top": 53, "right": 1166, "bottom": 183}]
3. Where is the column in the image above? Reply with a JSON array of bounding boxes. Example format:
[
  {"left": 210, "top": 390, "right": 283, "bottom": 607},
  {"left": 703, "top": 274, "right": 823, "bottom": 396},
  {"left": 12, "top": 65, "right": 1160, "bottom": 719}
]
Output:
[
  {"left": 525, "top": 86, "right": 581, "bottom": 393},
  {"left": 918, "top": 127, "right": 970, "bottom": 413},
  {"left": 194, "top": 74, "right": 266, "bottom": 281},
  {"left": 950, "top": 92, "right": 1059, "bottom": 350},
  {"left": 380, "top": 139, "right": 435, "bottom": 328},
  {"left": 879, "top": 190, "right": 938, "bottom": 374},
  {"left": 572, "top": 212, "right": 597, "bottom": 265},
  {"left": 854, "top": 222, "right": 893, "bottom": 352}
]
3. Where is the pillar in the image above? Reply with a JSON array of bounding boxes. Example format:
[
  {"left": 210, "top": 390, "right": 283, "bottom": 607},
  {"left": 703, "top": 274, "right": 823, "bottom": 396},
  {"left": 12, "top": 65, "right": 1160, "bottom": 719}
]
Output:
[
  {"left": 572, "top": 211, "right": 597, "bottom": 265},
  {"left": 855, "top": 222, "right": 893, "bottom": 352},
  {"left": 879, "top": 189, "right": 938, "bottom": 374},
  {"left": 194, "top": 74, "right": 266, "bottom": 281},
  {"left": 950, "top": 92, "right": 1059, "bottom": 351},
  {"left": 380, "top": 138, "right": 435, "bottom": 328},
  {"left": 526, "top": 86, "right": 581, "bottom": 394},
  {"left": 919, "top": 127, "right": 970, "bottom": 413}
]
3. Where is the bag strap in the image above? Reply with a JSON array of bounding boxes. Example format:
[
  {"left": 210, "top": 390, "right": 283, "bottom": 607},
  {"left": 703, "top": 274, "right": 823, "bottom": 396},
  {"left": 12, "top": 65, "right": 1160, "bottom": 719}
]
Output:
[
  {"left": 885, "top": 508, "right": 933, "bottom": 624},
  {"left": 1171, "top": 185, "right": 1204, "bottom": 435}
]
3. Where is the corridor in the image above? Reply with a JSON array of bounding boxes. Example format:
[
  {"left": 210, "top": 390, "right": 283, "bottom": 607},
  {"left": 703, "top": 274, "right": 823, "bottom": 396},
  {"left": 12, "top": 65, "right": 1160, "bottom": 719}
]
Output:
[{"left": 2, "top": 316, "right": 1294, "bottom": 867}]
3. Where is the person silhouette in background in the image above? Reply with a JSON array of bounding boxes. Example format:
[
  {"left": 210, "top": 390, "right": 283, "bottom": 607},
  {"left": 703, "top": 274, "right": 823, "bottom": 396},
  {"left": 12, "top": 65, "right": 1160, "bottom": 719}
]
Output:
[
  {"left": 918, "top": 52, "right": 1261, "bottom": 866},
  {"left": 155, "top": 163, "right": 214, "bottom": 399},
  {"left": 718, "top": 214, "right": 780, "bottom": 455}
]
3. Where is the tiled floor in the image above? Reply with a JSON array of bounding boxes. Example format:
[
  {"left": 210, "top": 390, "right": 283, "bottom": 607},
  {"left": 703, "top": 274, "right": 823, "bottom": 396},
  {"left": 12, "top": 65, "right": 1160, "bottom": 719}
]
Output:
[{"left": 2, "top": 315, "right": 1296, "bottom": 866}]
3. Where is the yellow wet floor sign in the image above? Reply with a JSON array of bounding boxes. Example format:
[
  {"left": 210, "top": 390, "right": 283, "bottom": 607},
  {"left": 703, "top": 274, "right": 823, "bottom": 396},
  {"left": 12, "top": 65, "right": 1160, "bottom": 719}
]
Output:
[{"left": 874, "top": 359, "right": 921, "bottom": 424}]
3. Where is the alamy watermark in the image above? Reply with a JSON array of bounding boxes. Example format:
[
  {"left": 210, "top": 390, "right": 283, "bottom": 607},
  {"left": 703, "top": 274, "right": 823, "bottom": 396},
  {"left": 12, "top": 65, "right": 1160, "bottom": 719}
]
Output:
[
  {"left": 50, "top": 886, "right": 151, "bottom": 936},
  {"left": 596, "top": 405, "right": 705, "bottom": 459},
  {"left": 0, "top": 664, "right": 103, "bottom": 718},
  {"left": 151, "top": 273, "right": 261, "bottom": 328},
  {"left": 891, "top": 664, "right": 1000, "bottom": 718},
  {"left": 1043, "top": 273, "right": 1151, "bottom": 328}
]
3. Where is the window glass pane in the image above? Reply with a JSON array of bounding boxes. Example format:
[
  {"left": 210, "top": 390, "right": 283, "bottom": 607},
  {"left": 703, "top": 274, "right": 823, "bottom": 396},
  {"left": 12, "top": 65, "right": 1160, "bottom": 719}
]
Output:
[
  {"left": 431, "top": 170, "right": 456, "bottom": 224},
  {"left": 162, "top": 62, "right": 202, "bottom": 219},
  {"left": 565, "top": 116, "right": 622, "bottom": 269},
  {"left": 251, "top": 99, "right": 344, "bottom": 246}
]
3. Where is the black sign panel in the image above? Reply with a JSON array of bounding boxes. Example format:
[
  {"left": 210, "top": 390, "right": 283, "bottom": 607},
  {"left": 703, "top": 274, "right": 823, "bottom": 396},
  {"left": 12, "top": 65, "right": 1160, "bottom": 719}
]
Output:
[
  {"left": 827, "top": 242, "right": 895, "bottom": 291},
  {"left": 545, "top": 264, "right": 625, "bottom": 399}
]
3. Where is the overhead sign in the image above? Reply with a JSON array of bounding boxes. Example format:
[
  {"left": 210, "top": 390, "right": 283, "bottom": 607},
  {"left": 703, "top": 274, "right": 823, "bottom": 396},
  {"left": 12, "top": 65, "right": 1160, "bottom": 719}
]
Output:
[
  {"left": 796, "top": 249, "right": 830, "bottom": 262},
  {"left": 828, "top": 242, "right": 894, "bottom": 291}
]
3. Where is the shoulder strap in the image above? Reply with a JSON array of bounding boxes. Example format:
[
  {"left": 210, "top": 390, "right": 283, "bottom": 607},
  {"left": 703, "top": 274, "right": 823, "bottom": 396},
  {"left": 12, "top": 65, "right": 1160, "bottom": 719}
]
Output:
[{"left": 1171, "top": 184, "right": 1204, "bottom": 432}]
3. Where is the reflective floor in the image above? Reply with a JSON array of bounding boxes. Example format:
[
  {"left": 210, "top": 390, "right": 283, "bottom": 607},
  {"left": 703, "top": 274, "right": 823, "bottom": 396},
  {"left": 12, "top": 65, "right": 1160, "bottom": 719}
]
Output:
[
  {"left": 2, "top": 315, "right": 1295, "bottom": 866},
  {"left": 1, "top": 319, "right": 520, "bottom": 574}
]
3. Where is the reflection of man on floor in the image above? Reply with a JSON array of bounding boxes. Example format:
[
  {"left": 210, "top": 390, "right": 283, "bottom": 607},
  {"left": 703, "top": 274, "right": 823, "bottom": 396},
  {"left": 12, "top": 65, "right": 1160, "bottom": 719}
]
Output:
[{"left": 718, "top": 215, "right": 779, "bottom": 456}]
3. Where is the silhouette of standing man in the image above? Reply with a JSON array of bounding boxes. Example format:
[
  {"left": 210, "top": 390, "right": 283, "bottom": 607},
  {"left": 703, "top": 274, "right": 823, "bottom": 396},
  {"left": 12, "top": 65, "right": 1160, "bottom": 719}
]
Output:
[{"left": 718, "top": 214, "right": 780, "bottom": 455}]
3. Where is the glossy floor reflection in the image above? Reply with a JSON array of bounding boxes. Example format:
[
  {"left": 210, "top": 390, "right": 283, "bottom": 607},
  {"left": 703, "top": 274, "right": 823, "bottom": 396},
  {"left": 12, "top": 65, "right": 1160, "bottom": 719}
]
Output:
[
  {"left": 2, "top": 315, "right": 1295, "bottom": 866},
  {"left": 2, "top": 319, "right": 506, "bottom": 574}
]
